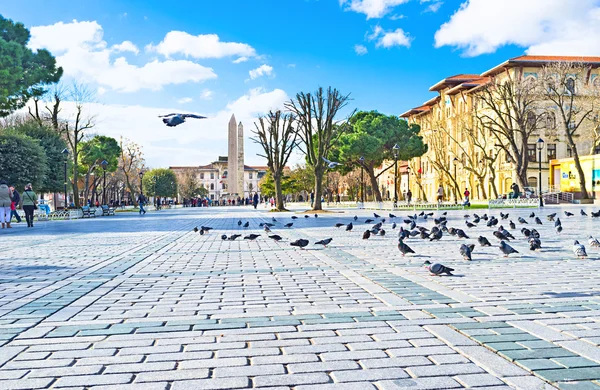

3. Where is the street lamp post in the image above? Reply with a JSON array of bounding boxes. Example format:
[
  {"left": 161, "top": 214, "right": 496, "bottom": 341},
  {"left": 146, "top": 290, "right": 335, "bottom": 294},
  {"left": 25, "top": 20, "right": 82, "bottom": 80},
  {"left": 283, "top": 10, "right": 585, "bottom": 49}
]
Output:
[
  {"left": 537, "top": 138, "right": 544, "bottom": 208},
  {"left": 407, "top": 167, "right": 410, "bottom": 199},
  {"left": 359, "top": 156, "right": 365, "bottom": 205},
  {"left": 62, "top": 148, "right": 69, "bottom": 209},
  {"left": 453, "top": 157, "right": 459, "bottom": 204},
  {"left": 393, "top": 144, "right": 399, "bottom": 208},
  {"left": 138, "top": 171, "right": 144, "bottom": 197},
  {"left": 101, "top": 160, "right": 108, "bottom": 206}
]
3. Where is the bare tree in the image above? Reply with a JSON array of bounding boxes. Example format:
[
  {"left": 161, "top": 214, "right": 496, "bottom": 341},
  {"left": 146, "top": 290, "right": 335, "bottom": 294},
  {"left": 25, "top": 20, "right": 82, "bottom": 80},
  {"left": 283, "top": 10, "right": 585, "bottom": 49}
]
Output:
[
  {"left": 29, "top": 83, "right": 96, "bottom": 207},
  {"left": 285, "top": 87, "right": 352, "bottom": 210},
  {"left": 119, "top": 138, "right": 145, "bottom": 206},
  {"left": 251, "top": 110, "right": 297, "bottom": 210},
  {"left": 539, "top": 62, "right": 600, "bottom": 199},
  {"left": 474, "top": 75, "right": 544, "bottom": 190}
]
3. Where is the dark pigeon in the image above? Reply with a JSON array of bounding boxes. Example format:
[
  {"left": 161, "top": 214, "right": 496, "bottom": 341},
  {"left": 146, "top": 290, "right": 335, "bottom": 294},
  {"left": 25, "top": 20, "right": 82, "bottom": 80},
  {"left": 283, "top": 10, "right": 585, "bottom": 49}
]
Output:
[
  {"left": 398, "top": 239, "right": 415, "bottom": 256},
  {"left": 346, "top": 222, "right": 354, "bottom": 231},
  {"left": 460, "top": 244, "right": 475, "bottom": 261},
  {"left": 315, "top": 238, "right": 333, "bottom": 247},
  {"left": 499, "top": 240, "right": 518, "bottom": 257},
  {"left": 427, "top": 263, "right": 454, "bottom": 276},
  {"left": 290, "top": 239, "right": 309, "bottom": 249},
  {"left": 269, "top": 234, "right": 283, "bottom": 241},
  {"left": 362, "top": 230, "right": 371, "bottom": 240},
  {"left": 244, "top": 234, "right": 260, "bottom": 241},
  {"left": 159, "top": 113, "right": 207, "bottom": 127},
  {"left": 478, "top": 236, "right": 492, "bottom": 247}
]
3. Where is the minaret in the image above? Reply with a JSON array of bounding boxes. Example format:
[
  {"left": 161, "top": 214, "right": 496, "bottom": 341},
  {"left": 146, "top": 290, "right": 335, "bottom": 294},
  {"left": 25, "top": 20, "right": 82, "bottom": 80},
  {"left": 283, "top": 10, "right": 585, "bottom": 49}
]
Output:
[
  {"left": 228, "top": 114, "right": 238, "bottom": 196},
  {"left": 237, "top": 121, "right": 245, "bottom": 196}
]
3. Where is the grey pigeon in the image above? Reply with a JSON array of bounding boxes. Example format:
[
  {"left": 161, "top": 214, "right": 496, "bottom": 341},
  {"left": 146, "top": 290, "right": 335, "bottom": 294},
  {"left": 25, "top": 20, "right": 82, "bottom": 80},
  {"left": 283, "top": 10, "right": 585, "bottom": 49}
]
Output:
[
  {"left": 460, "top": 244, "right": 475, "bottom": 261},
  {"left": 158, "top": 113, "right": 207, "bottom": 127},
  {"left": 427, "top": 263, "right": 454, "bottom": 276},
  {"left": 588, "top": 235, "right": 600, "bottom": 248},
  {"left": 456, "top": 229, "right": 469, "bottom": 239},
  {"left": 398, "top": 239, "right": 415, "bottom": 256},
  {"left": 362, "top": 230, "right": 371, "bottom": 240},
  {"left": 389, "top": 213, "right": 397, "bottom": 218},
  {"left": 193, "top": 227, "right": 198, "bottom": 232},
  {"left": 335, "top": 223, "right": 344, "bottom": 228},
  {"left": 291, "top": 216, "right": 298, "bottom": 219},
  {"left": 269, "top": 234, "right": 283, "bottom": 241},
  {"left": 465, "top": 221, "right": 476, "bottom": 228},
  {"left": 264, "top": 225, "right": 272, "bottom": 233},
  {"left": 509, "top": 220, "right": 516, "bottom": 230},
  {"left": 547, "top": 213, "right": 556, "bottom": 221},
  {"left": 391, "top": 222, "right": 397, "bottom": 229},
  {"left": 499, "top": 240, "right": 518, "bottom": 257},
  {"left": 521, "top": 228, "right": 531, "bottom": 237},
  {"left": 221, "top": 234, "right": 228, "bottom": 240},
  {"left": 244, "top": 234, "right": 260, "bottom": 241},
  {"left": 284, "top": 223, "right": 293, "bottom": 228},
  {"left": 530, "top": 229, "right": 540, "bottom": 239},
  {"left": 379, "top": 229, "right": 386, "bottom": 237},
  {"left": 304, "top": 215, "right": 309, "bottom": 218},
  {"left": 374, "top": 213, "right": 380, "bottom": 218},
  {"left": 228, "top": 234, "right": 241, "bottom": 241},
  {"left": 237, "top": 220, "right": 242, "bottom": 226},
  {"left": 500, "top": 212, "right": 509, "bottom": 220},
  {"left": 518, "top": 217, "right": 528, "bottom": 224},
  {"left": 529, "top": 237, "right": 542, "bottom": 251},
  {"left": 529, "top": 212, "right": 535, "bottom": 218},
  {"left": 290, "top": 239, "right": 309, "bottom": 249},
  {"left": 315, "top": 238, "right": 332, "bottom": 247},
  {"left": 592, "top": 211, "right": 600, "bottom": 218},
  {"left": 556, "top": 225, "right": 563, "bottom": 234},
  {"left": 565, "top": 211, "right": 574, "bottom": 217},
  {"left": 535, "top": 217, "right": 543, "bottom": 225},
  {"left": 581, "top": 209, "right": 588, "bottom": 216},
  {"left": 494, "top": 230, "right": 509, "bottom": 241},
  {"left": 365, "top": 219, "right": 374, "bottom": 224},
  {"left": 554, "top": 218, "right": 562, "bottom": 228},
  {"left": 243, "top": 221, "right": 250, "bottom": 228},
  {"left": 354, "top": 215, "right": 358, "bottom": 221},
  {"left": 429, "top": 229, "right": 443, "bottom": 241},
  {"left": 573, "top": 240, "right": 587, "bottom": 258},
  {"left": 478, "top": 236, "right": 492, "bottom": 247}
]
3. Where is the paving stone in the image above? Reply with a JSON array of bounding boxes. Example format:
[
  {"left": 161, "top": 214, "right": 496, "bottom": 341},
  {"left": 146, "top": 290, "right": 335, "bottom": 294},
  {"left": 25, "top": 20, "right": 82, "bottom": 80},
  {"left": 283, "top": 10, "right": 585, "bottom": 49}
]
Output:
[
  {"left": 377, "top": 377, "right": 462, "bottom": 389},
  {"left": 54, "top": 374, "right": 134, "bottom": 387},
  {"left": 288, "top": 360, "right": 360, "bottom": 373},
  {"left": 253, "top": 372, "right": 330, "bottom": 387},
  {"left": 454, "top": 373, "right": 506, "bottom": 387},
  {"left": 331, "top": 368, "right": 409, "bottom": 382},
  {"left": 104, "top": 361, "right": 176, "bottom": 374},
  {"left": 0, "top": 378, "right": 55, "bottom": 389},
  {"left": 170, "top": 377, "right": 250, "bottom": 389},
  {"left": 407, "top": 363, "right": 485, "bottom": 377},
  {"left": 135, "top": 369, "right": 210, "bottom": 382},
  {"left": 213, "top": 364, "right": 285, "bottom": 377},
  {"left": 296, "top": 383, "right": 377, "bottom": 390}
]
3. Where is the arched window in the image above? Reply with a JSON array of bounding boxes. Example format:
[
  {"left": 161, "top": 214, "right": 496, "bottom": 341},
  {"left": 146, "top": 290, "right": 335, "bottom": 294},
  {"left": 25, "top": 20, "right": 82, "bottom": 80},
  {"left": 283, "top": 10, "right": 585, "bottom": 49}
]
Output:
[
  {"left": 566, "top": 78, "right": 575, "bottom": 95},
  {"left": 545, "top": 112, "right": 556, "bottom": 129}
]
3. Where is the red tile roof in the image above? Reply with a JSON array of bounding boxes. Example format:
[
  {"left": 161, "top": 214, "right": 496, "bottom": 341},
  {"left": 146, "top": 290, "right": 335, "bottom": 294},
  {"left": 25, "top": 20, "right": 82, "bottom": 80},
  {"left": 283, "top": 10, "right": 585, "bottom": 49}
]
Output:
[
  {"left": 482, "top": 55, "right": 600, "bottom": 76},
  {"left": 429, "top": 74, "right": 483, "bottom": 91}
]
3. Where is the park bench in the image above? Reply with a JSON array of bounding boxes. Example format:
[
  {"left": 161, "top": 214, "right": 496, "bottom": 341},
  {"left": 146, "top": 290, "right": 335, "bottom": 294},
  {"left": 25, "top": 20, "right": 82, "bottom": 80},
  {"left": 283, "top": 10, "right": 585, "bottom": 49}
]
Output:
[
  {"left": 81, "top": 206, "right": 96, "bottom": 218},
  {"left": 101, "top": 205, "right": 115, "bottom": 216}
]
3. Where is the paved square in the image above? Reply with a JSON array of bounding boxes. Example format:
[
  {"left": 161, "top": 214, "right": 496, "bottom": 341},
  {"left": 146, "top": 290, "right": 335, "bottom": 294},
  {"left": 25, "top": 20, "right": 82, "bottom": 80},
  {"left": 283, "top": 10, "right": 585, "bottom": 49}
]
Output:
[{"left": 0, "top": 205, "right": 599, "bottom": 389}]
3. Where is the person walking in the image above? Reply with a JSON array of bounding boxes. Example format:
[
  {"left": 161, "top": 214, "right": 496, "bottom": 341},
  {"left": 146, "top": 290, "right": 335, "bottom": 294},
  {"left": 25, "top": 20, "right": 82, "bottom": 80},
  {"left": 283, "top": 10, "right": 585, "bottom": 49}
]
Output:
[
  {"left": 463, "top": 188, "right": 471, "bottom": 207},
  {"left": 436, "top": 185, "right": 444, "bottom": 204},
  {"left": 137, "top": 193, "right": 147, "bottom": 215},
  {"left": 406, "top": 189, "right": 412, "bottom": 205},
  {"left": 9, "top": 186, "right": 22, "bottom": 224},
  {"left": 310, "top": 191, "right": 314, "bottom": 207},
  {"left": 21, "top": 183, "right": 37, "bottom": 228},
  {"left": 253, "top": 192, "right": 259, "bottom": 209},
  {"left": 0, "top": 181, "right": 13, "bottom": 229}
]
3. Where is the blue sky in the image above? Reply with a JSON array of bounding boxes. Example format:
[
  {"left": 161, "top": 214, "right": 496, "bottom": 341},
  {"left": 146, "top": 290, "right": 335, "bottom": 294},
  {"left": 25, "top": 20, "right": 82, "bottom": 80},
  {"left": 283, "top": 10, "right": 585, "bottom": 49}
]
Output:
[{"left": 4, "top": 0, "right": 599, "bottom": 167}]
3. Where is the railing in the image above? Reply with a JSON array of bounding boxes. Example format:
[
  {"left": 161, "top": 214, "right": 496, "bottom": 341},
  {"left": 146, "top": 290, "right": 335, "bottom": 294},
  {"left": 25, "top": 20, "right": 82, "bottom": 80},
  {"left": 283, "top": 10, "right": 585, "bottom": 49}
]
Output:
[
  {"left": 488, "top": 198, "right": 540, "bottom": 208},
  {"left": 325, "top": 201, "right": 465, "bottom": 211}
]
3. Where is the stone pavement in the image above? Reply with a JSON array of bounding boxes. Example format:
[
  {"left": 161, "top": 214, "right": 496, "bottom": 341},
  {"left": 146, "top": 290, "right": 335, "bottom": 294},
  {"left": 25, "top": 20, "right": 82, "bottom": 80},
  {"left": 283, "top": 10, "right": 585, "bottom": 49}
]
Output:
[{"left": 0, "top": 205, "right": 599, "bottom": 389}]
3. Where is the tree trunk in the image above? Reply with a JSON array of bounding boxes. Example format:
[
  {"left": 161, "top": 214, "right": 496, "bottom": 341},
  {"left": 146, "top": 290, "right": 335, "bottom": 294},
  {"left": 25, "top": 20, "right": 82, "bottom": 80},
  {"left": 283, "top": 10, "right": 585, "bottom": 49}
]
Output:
[
  {"left": 367, "top": 169, "right": 383, "bottom": 202},
  {"left": 72, "top": 153, "right": 80, "bottom": 208},
  {"left": 477, "top": 176, "right": 487, "bottom": 200},
  {"left": 274, "top": 173, "right": 285, "bottom": 210},
  {"left": 570, "top": 144, "right": 589, "bottom": 199},
  {"left": 313, "top": 167, "right": 324, "bottom": 211}
]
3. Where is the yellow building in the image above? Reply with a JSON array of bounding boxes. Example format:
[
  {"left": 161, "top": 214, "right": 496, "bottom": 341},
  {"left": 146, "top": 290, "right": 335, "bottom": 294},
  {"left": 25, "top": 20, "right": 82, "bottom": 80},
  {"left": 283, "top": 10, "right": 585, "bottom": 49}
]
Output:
[
  {"left": 401, "top": 55, "right": 600, "bottom": 202},
  {"left": 550, "top": 155, "right": 600, "bottom": 198}
]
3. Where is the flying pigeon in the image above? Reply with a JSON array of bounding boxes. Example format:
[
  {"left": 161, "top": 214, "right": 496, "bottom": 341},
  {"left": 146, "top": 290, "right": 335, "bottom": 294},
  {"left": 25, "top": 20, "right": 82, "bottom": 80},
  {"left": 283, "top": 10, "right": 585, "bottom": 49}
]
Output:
[
  {"left": 398, "top": 239, "right": 415, "bottom": 256},
  {"left": 499, "top": 240, "right": 518, "bottom": 257},
  {"left": 290, "top": 238, "right": 309, "bottom": 249},
  {"left": 315, "top": 238, "right": 333, "bottom": 247},
  {"left": 588, "top": 236, "right": 600, "bottom": 248},
  {"left": 535, "top": 217, "right": 543, "bottom": 225},
  {"left": 518, "top": 217, "right": 528, "bottom": 224},
  {"left": 460, "top": 243, "right": 475, "bottom": 261},
  {"left": 427, "top": 262, "right": 454, "bottom": 276},
  {"left": 158, "top": 113, "right": 207, "bottom": 127},
  {"left": 362, "top": 230, "right": 371, "bottom": 240},
  {"left": 581, "top": 209, "right": 588, "bottom": 216},
  {"left": 478, "top": 236, "right": 492, "bottom": 247},
  {"left": 565, "top": 211, "right": 574, "bottom": 217},
  {"left": 269, "top": 234, "right": 283, "bottom": 242},
  {"left": 547, "top": 213, "right": 557, "bottom": 221},
  {"left": 335, "top": 223, "right": 344, "bottom": 228},
  {"left": 228, "top": 234, "right": 241, "bottom": 241},
  {"left": 529, "top": 237, "right": 542, "bottom": 251},
  {"left": 322, "top": 157, "right": 342, "bottom": 168},
  {"left": 573, "top": 240, "right": 587, "bottom": 258},
  {"left": 284, "top": 223, "right": 293, "bottom": 228},
  {"left": 346, "top": 222, "right": 353, "bottom": 231},
  {"left": 244, "top": 234, "right": 260, "bottom": 241},
  {"left": 221, "top": 234, "right": 228, "bottom": 240}
]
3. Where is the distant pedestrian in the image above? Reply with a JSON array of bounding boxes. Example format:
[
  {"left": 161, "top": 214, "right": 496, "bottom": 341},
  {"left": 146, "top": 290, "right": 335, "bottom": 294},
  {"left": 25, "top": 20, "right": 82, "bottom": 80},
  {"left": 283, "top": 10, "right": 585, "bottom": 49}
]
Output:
[
  {"left": 9, "top": 186, "right": 21, "bottom": 224},
  {"left": 336, "top": 193, "right": 341, "bottom": 204},
  {"left": 253, "top": 192, "right": 259, "bottom": 209},
  {"left": 463, "top": 188, "right": 471, "bottom": 207},
  {"left": 310, "top": 191, "right": 314, "bottom": 207},
  {"left": 22, "top": 183, "right": 38, "bottom": 228},
  {"left": 137, "top": 193, "right": 147, "bottom": 215},
  {"left": 437, "top": 185, "right": 444, "bottom": 204},
  {"left": 0, "top": 180, "right": 13, "bottom": 229},
  {"left": 406, "top": 189, "right": 412, "bottom": 205}
]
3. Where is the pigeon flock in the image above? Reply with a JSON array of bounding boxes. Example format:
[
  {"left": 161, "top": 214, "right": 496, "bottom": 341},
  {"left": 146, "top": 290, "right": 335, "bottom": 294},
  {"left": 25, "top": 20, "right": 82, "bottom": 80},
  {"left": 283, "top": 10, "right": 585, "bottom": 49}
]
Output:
[{"left": 192, "top": 208, "right": 598, "bottom": 277}]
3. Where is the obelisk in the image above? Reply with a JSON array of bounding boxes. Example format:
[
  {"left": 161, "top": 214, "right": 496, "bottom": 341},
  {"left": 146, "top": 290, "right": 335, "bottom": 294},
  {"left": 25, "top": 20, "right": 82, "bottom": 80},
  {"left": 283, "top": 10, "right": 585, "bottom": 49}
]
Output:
[
  {"left": 228, "top": 114, "right": 238, "bottom": 196},
  {"left": 237, "top": 121, "right": 244, "bottom": 197}
]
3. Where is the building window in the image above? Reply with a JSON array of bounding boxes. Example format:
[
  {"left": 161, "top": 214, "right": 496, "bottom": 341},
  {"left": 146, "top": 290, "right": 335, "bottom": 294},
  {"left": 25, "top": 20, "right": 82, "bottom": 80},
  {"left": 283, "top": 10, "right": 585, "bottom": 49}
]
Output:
[
  {"left": 200, "top": 173, "right": 204, "bottom": 179},
  {"left": 527, "top": 144, "right": 537, "bottom": 162},
  {"left": 567, "top": 145, "right": 573, "bottom": 157},
  {"left": 547, "top": 144, "right": 556, "bottom": 161},
  {"left": 545, "top": 112, "right": 556, "bottom": 129},
  {"left": 210, "top": 194, "right": 214, "bottom": 200},
  {"left": 528, "top": 177, "right": 538, "bottom": 190},
  {"left": 594, "top": 144, "right": 600, "bottom": 155},
  {"left": 566, "top": 78, "right": 575, "bottom": 95},
  {"left": 527, "top": 112, "right": 537, "bottom": 129},
  {"left": 210, "top": 183, "right": 214, "bottom": 190},
  {"left": 210, "top": 172, "right": 215, "bottom": 179},
  {"left": 249, "top": 172, "right": 253, "bottom": 180}
]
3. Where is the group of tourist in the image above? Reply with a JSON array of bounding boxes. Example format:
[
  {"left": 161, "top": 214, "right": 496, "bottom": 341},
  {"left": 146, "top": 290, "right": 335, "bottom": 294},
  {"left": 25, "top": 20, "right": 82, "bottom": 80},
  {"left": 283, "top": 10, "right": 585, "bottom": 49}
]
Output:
[{"left": 0, "top": 181, "right": 38, "bottom": 228}]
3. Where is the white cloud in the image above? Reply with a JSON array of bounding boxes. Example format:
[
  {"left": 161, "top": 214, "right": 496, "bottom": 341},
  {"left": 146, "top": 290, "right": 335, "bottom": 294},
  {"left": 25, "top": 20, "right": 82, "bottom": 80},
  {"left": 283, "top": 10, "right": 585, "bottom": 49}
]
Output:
[
  {"left": 111, "top": 40, "right": 139, "bottom": 54},
  {"left": 287, "top": 64, "right": 296, "bottom": 68},
  {"left": 233, "top": 56, "right": 249, "bottom": 64},
  {"left": 23, "top": 88, "right": 289, "bottom": 167},
  {"left": 148, "top": 31, "right": 257, "bottom": 59},
  {"left": 339, "top": 0, "right": 409, "bottom": 19},
  {"left": 177, "top": 97, "right": 193, "bottom": 104},
  {"left": 389, "top": 14, "right": 406, "bottom": 20},
  {"left": 354, "top": 44, "right": 368, "bottom": 55},
  {"left": 200, "top": 89, "right": 213, "bottom": 100},
  {"left": 423, "top": 1, "right": 443, "bottom": 13},
  {"left": 435, "top": 0, "right": 600, "bottom": 57},
  {"left": 249, "top": 64, "right": 274, "bottom": 80},
  {"left": 368, "top": 26, "right": 412, "bottom": 48},
  {"left": 29, "top": 20, "right": 217, "bottom": 92}
]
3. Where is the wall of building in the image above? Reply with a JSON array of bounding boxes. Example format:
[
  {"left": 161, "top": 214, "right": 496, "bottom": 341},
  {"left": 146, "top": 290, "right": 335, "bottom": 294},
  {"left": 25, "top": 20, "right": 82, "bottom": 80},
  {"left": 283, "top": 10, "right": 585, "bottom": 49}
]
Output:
[{"left": 550, "top": 155, "right": 600, "bottom": 199}]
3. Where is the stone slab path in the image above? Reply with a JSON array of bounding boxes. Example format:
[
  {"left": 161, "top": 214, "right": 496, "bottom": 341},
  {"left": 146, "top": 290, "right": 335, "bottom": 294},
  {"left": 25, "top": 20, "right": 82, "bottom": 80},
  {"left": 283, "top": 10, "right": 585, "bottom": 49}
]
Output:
[{"left": 0, "top": 205, "right": 599, "bottom": 389}]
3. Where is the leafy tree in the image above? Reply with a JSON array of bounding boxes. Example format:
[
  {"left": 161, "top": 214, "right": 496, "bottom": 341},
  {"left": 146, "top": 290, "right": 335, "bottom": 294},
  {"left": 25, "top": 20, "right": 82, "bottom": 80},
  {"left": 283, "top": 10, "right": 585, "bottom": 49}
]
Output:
[
  {"left": 333, "top": 111, "right": 428, "bottom": 202},
  {"left": 179, "top": 170, "right": 208, "bottom": 199},
  {"left": 143, "top": 168, "right": 178, "bottom": 198},
  {"left": 8, "top": 120, "right": 68, "bottom": 193},
  {"left": 79, "top": 135, "right": 121, "bottom": 201},
  {"left": 0, "top": 15, "right": 63, "bottom": 117},
  {"left": 285, "top": 87, "right": 352, "bottom": 210},
  {"left": 0, "top": 130, "right": 47, "bottom": 189},
  {"left": 259, "top": 171, "right": 295, "bottom": 198},
  {"left": 251, "top": 110, "right": 297, "bottom": 210}
]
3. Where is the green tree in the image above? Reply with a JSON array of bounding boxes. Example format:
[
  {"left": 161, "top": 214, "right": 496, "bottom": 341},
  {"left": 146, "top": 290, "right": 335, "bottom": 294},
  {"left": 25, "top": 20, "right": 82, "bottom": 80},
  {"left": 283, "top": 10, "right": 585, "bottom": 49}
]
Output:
[
  {"left": 143, "top": 168, "right": 178, "bottom": 197},
  {"left": 9, "top": 120, "right": 68, "bottom": 193},
  {"left": 79, "top": 135, "right": 121, "bottom": 201},
  {"left": 0, "top": 15, "right": 63, "bottom": 117},
  {"left": 179, "top": 170, "right": 208, "bottom": 199},
  {"left": 259, "top": 171, "right": 295, "bottom": 199},
  {"left": 333, "top": 111, "right": 428, "bottom": 202},
  {"left": 0, "top": 130, "right": 47, "bottom": 189}
]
